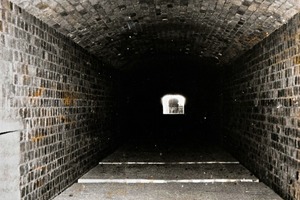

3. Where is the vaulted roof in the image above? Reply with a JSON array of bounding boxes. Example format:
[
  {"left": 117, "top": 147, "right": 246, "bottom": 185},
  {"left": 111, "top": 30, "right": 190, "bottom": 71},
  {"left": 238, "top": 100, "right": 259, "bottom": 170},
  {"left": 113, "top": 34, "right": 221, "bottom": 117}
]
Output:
[{"left": 11, "top": 0, "right": 300, "bottom": 68}]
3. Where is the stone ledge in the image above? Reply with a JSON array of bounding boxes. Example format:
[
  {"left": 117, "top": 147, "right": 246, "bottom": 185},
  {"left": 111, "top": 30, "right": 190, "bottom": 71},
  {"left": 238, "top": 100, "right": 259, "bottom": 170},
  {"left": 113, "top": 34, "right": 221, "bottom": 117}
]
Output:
[{"left": 0, "top": 120, "right": 23, "bottom": 134}]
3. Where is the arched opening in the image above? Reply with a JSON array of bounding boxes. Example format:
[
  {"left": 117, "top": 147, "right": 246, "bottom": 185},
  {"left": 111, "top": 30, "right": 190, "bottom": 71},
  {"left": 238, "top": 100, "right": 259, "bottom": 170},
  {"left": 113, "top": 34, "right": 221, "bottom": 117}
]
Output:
[{"left": 162, "top": 94, "right": 186, "bottom": 114}]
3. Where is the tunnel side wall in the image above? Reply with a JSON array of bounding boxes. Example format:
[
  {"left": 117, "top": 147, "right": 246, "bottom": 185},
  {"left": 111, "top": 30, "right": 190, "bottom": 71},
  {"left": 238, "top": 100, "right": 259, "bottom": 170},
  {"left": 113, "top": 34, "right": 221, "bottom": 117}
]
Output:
[
  {"left": 0, "top": 1, "right": 120, "bottom": 200},
  {"left": 223, "top": 13, "right": 300, "bottom": 199}
]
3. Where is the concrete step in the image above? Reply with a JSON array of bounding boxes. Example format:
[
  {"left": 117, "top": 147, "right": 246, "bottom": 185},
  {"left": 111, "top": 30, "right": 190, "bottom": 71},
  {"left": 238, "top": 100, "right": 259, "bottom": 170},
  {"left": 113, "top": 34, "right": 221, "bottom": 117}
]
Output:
[
  {"left": 101, "top": 144, "right": 238, "bottom": 162},
  {"left": 78, "top": 163, "right": 258, "bottom": 183},
  {"left": 54, "top": 182, "right": 283, "bottom": 200},
  {"left": 102, "top": 151, "right": 237, "bottom": 162}
]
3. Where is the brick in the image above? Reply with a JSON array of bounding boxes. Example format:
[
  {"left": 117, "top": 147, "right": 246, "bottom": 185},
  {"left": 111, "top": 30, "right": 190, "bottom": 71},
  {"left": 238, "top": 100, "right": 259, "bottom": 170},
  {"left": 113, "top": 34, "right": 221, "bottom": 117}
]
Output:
[
  {"left": 6, "top": 0, "right": 300, "bottom": 68},
  {"left": 0, "top": 1, "right": 120, "bottom": 200},
  {"left": 224, "top": 12, "right": 300, "bottom": 200},
  {"left": 1, "top": 0, "right": 300, "bottom": 200}
]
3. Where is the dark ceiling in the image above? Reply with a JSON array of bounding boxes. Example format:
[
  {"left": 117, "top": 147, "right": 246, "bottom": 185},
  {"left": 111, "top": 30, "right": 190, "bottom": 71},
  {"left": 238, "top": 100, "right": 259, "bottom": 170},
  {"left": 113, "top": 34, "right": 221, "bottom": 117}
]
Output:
[{"left": 11, "top": 0, "right": 300, "bottom": 69}]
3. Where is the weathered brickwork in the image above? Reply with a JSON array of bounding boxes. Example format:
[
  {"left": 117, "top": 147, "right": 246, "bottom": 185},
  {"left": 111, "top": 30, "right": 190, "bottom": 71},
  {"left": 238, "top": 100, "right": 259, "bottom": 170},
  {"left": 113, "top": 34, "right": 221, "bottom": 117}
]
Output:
[
  {"left": 10, "top": 0, "right": 300, "bottom": 68},
  {"left": 0, "top": 1, "right": 120, "bottom": 199},
  {"left": 223, "top": 13, "right": 300, "bottom": 200}
]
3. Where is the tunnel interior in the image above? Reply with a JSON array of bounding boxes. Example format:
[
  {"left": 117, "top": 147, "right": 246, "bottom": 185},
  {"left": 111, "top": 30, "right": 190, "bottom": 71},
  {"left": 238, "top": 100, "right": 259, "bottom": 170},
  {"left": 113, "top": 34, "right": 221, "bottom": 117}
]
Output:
[
  {"left": 119, "top": 55, "right": 222, "bottom": 142},
  {"left": 0, "top": 0, "right": 300, "bottom": 200}
]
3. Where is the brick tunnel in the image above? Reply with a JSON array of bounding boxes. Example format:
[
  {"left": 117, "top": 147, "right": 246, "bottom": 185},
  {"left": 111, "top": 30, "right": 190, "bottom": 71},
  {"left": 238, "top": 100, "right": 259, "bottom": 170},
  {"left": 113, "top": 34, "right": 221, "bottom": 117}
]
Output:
[{"left": 0, "top": 0, "right": 300, "bottom": 199}]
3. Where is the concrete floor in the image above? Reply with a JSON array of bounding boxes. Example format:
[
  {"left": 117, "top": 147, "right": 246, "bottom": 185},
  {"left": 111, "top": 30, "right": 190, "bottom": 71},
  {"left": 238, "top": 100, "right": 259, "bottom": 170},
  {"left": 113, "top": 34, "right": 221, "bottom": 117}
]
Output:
[{"left": 53, "top": 139, "right": 282, "bottom": 200}]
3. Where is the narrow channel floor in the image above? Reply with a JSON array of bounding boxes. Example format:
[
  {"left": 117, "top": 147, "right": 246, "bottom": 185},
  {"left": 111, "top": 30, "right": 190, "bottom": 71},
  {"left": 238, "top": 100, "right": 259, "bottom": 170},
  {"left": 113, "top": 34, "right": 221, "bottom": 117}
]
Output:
[{"left": 53, "top": 139, "right": 282, "bottom": 200}]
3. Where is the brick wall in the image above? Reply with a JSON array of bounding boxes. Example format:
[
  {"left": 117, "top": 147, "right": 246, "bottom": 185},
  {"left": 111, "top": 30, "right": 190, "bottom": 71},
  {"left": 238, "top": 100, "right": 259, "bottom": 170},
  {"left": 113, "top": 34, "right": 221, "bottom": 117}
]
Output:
[
  {"left": 0, "top": 1, "right": 120, "bottom": 199},
  {"left": 223, "top": 13, "right": 300, "bottom": 200}
]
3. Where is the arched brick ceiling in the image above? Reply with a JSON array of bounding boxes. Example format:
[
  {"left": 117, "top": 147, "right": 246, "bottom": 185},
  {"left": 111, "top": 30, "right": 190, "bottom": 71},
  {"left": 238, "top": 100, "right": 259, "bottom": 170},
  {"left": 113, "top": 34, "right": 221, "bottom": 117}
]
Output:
[{"left": 11, "top": 0, "right": 300, "bottom": 69}]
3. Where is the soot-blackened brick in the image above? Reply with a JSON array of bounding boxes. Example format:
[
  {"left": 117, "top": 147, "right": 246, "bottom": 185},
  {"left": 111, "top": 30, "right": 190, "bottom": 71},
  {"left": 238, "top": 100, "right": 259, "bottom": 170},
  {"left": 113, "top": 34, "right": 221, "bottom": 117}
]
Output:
[
  {"left": 9, "top": 0, "right": 300, "bottom": 68},
  {"left": 0, "top": 1, "right": 120, "bottom": 200},
  {"left": 224, "top": 13, "right": 300, "bottom": 200}
]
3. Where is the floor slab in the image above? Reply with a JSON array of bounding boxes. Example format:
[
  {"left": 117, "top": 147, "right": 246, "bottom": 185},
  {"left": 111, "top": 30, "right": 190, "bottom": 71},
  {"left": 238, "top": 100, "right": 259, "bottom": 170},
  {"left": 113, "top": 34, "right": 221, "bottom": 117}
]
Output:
[
  {"left": 78, "top": 163, "right": 258, "bottom": 181},
  {"left": 101, "top": 142, "right": 236, "bottom": 162},
  {"left": 53, "top": 182, "right": 282, "bottom": 200}
]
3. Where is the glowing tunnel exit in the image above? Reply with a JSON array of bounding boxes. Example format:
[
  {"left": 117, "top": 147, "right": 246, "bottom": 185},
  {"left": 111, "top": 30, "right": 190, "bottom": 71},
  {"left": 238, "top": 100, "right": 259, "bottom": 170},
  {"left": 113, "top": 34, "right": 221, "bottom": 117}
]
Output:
[{"left": 162, "top": 94, "right": 186, "bottom": 115}]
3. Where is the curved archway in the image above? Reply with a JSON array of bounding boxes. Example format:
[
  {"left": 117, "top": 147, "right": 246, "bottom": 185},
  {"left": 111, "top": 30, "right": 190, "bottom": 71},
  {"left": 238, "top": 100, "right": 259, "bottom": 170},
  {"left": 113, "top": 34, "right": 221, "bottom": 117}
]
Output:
[{"left": 161, "top": 94, "right": 186, "bottom": 114}]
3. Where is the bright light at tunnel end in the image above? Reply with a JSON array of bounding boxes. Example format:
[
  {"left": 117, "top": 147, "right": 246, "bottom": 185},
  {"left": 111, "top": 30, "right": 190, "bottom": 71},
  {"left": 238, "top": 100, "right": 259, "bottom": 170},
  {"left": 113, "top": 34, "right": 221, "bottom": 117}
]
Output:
[{"left": 162, "top": 94, "right": 186, "bottom": 114}]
